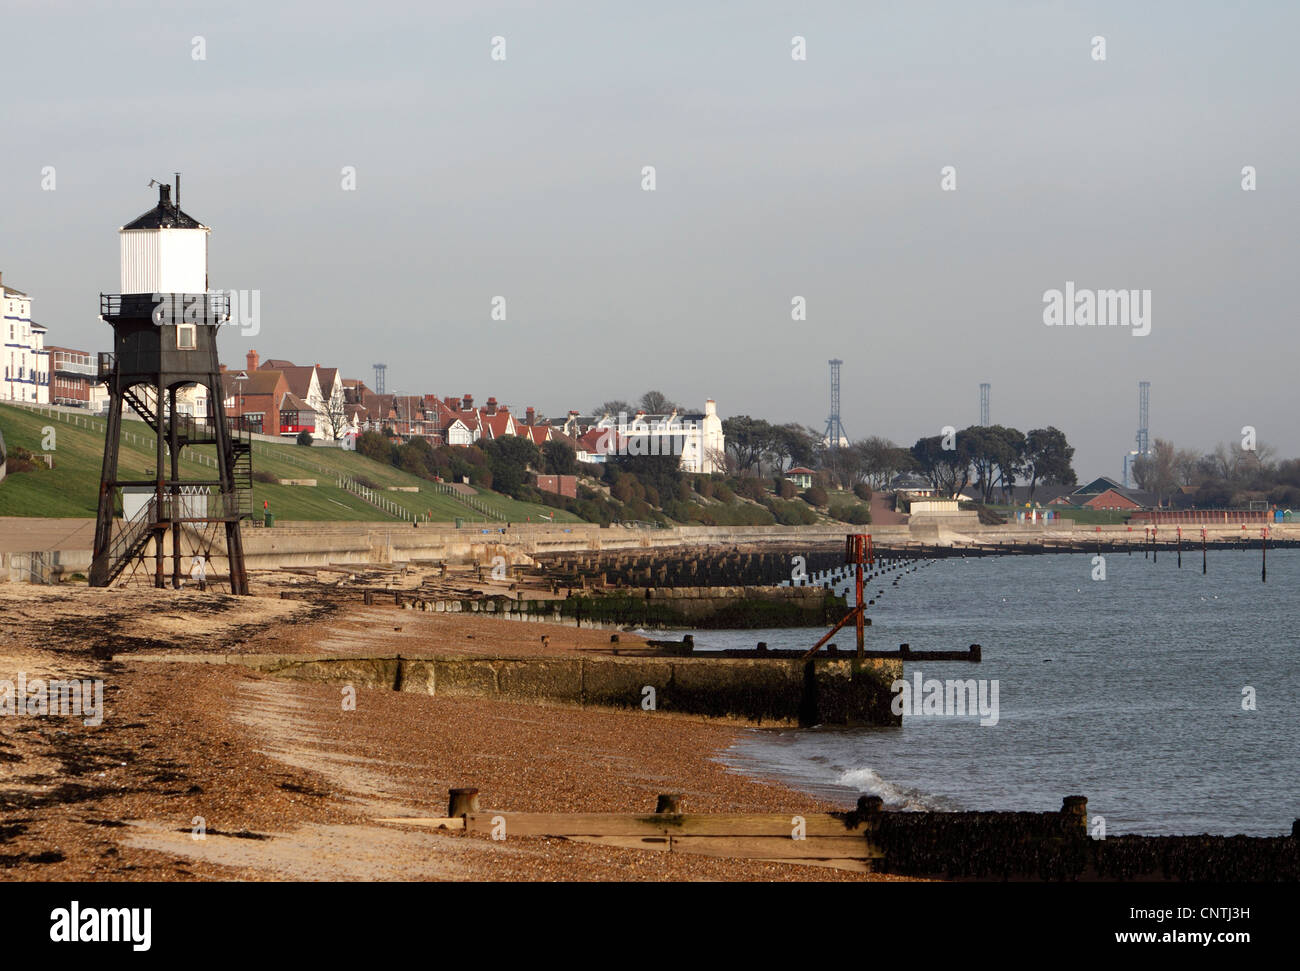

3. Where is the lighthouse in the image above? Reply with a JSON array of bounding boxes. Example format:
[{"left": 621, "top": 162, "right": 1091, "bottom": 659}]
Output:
[{"left": 90, "top": 180, "right": 250, "bottom": 593}]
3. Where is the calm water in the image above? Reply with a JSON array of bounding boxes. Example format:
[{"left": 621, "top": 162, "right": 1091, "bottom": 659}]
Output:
[{"left": 658, "top": 547, "right": 1299, "bottom": 836}]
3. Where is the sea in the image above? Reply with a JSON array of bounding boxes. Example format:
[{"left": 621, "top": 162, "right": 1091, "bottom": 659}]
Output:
[{"left": 652, "top": 546, "right": 1298, "bottom": 836}]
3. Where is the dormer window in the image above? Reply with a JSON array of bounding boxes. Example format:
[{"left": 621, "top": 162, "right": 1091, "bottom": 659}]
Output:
[{"left": 177, "top": 323, "right": 197, "bottom": 350}]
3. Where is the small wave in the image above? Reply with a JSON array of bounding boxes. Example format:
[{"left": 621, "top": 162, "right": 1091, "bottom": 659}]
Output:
[{"left": 835, "top": 767, "right": 937, "bottom": 811}]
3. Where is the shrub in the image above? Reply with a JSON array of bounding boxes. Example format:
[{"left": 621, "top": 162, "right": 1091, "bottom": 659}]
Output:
[
  {"left": 777, "top": 479, "right": 797, "bottom": 499},
  {"left": 356, "top": 431, "right": 393, "bottom": 465},
  {"left": 296, "top": 431, "right": 313, "bottom": 447},
  {"left": 733, "top": 476, "right": 768, "bottom": 502},
  {"left": 4, "top": 445, "right": 40, "bottom": 475},
  {"left": 804, "top": 485, "right": 829, "bottom": 507},
  {"left": 768, "top": 498, "right": 818, "bottom": 526},
  {"left": 853, "top": 481, "right": 873, "bottom": 501}
]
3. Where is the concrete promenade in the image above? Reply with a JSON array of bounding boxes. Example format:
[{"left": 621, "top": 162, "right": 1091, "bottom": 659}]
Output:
[{"left": 4, "top": 516, "right": 1298, "bottom": 580}]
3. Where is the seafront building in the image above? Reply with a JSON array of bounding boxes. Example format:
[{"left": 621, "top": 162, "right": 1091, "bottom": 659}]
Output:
[
  {"left": 1, "top": 273, "right": 50, "bottom": 405},
  {"left": 46, "top": 346, "right": 96, "bottom": 408},
  {"left": 568, "top": 400, "right": 726, "bottom": 474}
]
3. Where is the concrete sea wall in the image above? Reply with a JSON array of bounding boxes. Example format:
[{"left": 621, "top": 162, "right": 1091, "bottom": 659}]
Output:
[{"left": 211, "top": 652, "right": 902, "bottom": 727}]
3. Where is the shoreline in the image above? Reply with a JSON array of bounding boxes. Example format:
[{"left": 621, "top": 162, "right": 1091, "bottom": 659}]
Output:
[{"left": 0, "top": 580, "right": 901, "bottom": 881}]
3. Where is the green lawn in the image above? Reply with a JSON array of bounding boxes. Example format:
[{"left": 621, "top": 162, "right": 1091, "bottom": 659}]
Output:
[{"left": 0, "top": 403, "right": 578, "bottom": 523}]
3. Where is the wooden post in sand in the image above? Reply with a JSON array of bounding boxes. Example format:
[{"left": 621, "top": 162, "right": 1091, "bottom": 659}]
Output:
[
  {"left": 448, "top": 788, "right": 480, "bottom": 817},
  {"left": 655, "top": 793, "right": 682, "bottom": 814}
]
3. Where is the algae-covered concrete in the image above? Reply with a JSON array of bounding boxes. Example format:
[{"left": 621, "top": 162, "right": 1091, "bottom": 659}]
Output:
[{"left": 246, "top": 652, "right": 902, "bottom": 727}]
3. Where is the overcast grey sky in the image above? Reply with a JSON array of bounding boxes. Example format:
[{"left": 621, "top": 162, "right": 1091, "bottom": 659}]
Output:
[{"left": 2, "top": 0, "right": 1296, "bottom": 479}]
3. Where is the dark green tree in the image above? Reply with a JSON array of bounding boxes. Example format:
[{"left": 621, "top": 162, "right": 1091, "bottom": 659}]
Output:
[
  {"left": 1023, "top": 427, "right": 1077, "bottom": 498},
  {"left": 541, "top": 439, "right": 578, "bottom": 475}
]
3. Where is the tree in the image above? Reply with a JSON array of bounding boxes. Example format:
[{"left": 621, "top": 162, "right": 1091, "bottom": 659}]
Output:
[
  {"left": 961, "top": 425, "right": 1024, "bottom": 503},
  {"left": 1132, "top": 438, "right": 1178, "bottom": 504},
  {"left": 610, "top": 450, "right": 683, "bottom": 505},
  {"left": 1173, "top": 448, "right": 1202, "bottom": 487},
  {"left": 639, "top": 390, "right": 676, "bottom": 415},
  {"left": 296, "top": 431, "right": 313, "bottom": 447},
  {"left": 1023, "top": 427, "right": 1077, "bottom": 499},
  {"left": 910, "top": 434, "right": 972, "bottom": 497},
  {"left": 318, "top": 396, "right": 351, "bottom": 441},
  {"left": 857, "top": 437, "right": 906, "bottom": 490},
  {"left": 722, "top": 416, "right": 774, "bottom": 473},
  {"left": 765, "top": 423, "right": 816, "bottom": 471},
  {"left": 482, "top": 437, "right": 541, "bottom": 498},
  {"left": 594, "top": 400, "right": 632, "bottom": 418},
  {"left": 397, "top": 438, "right": 437, "bottom": 478},
  {"left": 484, "top": 435, "right": 541, "bottom": 471},
  {"left": 355, "top": 430, "right": 393, "bottom": 466},
  {"left": 541, "top": 439, "right": 577, "bottom": 475},
  {"left": 992, "top": 427, "right": 1027, "bottom": 501}
]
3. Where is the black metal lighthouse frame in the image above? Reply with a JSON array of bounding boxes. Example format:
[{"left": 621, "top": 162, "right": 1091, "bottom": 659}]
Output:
[{"left": 89, "top": 185, "right": 251, "bottom": 593}]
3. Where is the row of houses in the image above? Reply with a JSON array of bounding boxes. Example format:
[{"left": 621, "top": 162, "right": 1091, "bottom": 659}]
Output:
[
  {"left": 1, "top": 269, "right": 728, "bottom": 473},
  {"left": 219, "top": 348, "right": 728, "bottom": 473}
]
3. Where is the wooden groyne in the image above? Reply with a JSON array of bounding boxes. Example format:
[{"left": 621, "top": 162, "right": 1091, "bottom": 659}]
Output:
[{"left": 385, "top": 791, "right": 1300, "bottom": 880}]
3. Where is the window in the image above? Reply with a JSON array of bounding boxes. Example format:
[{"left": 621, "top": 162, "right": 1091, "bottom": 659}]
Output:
[{"left": 177, "top": 324, "right": 197, "bottom": 350}]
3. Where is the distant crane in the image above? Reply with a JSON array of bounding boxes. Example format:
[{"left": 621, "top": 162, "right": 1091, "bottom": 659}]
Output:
[{"left": 823, "top": 358, "right": 848, "bottom": 450}]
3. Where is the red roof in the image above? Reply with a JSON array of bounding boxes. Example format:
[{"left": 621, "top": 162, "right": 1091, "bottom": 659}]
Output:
[
  {"left": 1083, "top": 488, "right": 1142, "bottom": 510},
  {"left": 578, "top": 428, "right": 615, "bottom": 454},
  {"left": 518, "top": 425, "right": 551, "bottom": 445}
]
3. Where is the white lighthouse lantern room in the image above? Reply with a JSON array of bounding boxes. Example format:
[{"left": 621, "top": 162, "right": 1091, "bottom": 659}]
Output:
[{"left": 118, "top": 180, "right": 210, "bottom": 295}]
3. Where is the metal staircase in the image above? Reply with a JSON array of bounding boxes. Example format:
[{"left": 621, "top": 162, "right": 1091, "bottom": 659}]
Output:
[
  {"left": 121, "top": 385, "right": 158, "bottom": 431},
  {"left": 230, "top": 438, "right": 253, "bottom": 517},
  {"left": 101, "top": 497, "right": 160, "bottom": 586}
]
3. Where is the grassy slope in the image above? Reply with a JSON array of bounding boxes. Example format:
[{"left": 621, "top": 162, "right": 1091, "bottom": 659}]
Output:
[{"left": 0, "top": 403, "right": 578, "bottom": 522}]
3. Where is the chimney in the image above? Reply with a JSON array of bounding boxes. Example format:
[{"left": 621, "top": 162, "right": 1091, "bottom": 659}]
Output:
[
  {"left": 159, "top": 184, "right": 172, "bottom": 207},
  {"left": 485, "top": 397, "right": 498, "bottom": 416},
  {"left": 705, "top": 398, "right": 717, "bottom": 417},
  {"left": 219, "top": 364, "right": 227, "bottom": 373},
  {"left": 247, "top": 349, "right": 260, "bottom": 372},
  {"left": 463, "top": 394, "right": 473, "bottom": 410},
  {"left": 448, "top": 397, "right": 460, "bottom": 411},
  {"left": 525, "top": 407, "right": 535, "bottom": 425}
]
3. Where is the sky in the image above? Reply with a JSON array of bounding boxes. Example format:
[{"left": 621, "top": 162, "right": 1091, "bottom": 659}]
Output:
[{"left": 2, "top": 0, "right": 1297, "bottom": 480}]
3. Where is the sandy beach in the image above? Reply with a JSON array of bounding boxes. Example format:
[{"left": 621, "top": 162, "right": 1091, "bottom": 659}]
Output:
[{"left": 0, "top": 577, "right": 902, "bottom": 881}]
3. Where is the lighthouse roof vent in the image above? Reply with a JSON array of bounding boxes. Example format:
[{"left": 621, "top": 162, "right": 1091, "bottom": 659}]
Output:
[{"left": 122, "top": 183, "right": 206, "bottom": 231}]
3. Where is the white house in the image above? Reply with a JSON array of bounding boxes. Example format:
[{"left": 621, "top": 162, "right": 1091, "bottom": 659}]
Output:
[
  {"left": 1, "top": 273, "right": 50, "bottom": 405},
  {"left": 590, "top": 399, "right": 726, "bottom": 474}
]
